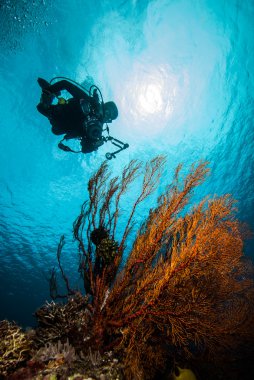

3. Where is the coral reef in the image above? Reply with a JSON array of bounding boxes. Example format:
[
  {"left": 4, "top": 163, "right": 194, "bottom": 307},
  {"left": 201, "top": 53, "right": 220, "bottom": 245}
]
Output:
[
  {"left": 34, "top": 293, "right": 91, "bottom": 350},
  {"left": 9, "top": 347, "right": 123, "bottom": 380},
  {"left": 45, "top": 157, "right": 254, "bottom": 379},
  {"left": 1, "top": 156, "right": 254, "bottom": 380},
  {"left": 32, "top": 339, "right": 77, "bottom": 365},
  {"left": 0, "top": 320, "right": 31, "bottom": 376}
]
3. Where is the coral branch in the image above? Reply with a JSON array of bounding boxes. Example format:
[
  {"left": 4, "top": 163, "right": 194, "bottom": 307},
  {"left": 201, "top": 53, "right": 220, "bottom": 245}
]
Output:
[{"left": 42, "top": 156, "right": 254, "bottom": 380}]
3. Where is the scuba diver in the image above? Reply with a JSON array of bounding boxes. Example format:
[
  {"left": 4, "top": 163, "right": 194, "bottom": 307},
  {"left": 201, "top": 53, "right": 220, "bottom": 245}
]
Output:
[{"left": 36, "top": 77, "right": 129, "bottom": 159}]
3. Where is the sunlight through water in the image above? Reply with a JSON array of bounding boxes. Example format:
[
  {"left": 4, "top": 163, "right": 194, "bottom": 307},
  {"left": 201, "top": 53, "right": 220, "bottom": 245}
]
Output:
[{"left": 120, "top": 63, "right": 180, "bottom": 138}]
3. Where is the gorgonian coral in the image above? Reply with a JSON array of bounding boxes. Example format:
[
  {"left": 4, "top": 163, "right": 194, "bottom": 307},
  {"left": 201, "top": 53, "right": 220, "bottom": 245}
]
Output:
[
  {"left": 0, "top": 320, "right": 31, "bottom": 376},
  {"left": 46, "top": 157, "right": 254, "bottom": 380}
]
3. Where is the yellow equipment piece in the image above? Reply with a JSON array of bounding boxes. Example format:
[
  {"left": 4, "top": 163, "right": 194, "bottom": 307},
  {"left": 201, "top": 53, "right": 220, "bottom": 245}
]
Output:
[
  {"left": 172, "top": 367, "right": 197, "bottom": 380},
  {"left": 58, "top": 97, "right": 66, "bottom": 105}
]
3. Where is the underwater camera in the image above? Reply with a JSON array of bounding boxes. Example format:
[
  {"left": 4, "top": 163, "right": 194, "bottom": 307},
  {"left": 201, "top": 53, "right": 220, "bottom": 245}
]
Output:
[
  {"left": 80, "top": 117, "right": 104, "bottom": 153},
  {"left": 84, "top": 117, "right": 103, "bottom": 141}
]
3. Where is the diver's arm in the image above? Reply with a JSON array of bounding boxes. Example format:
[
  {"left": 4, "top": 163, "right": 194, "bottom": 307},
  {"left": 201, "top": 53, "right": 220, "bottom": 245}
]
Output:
[{"left": 48, "top": 80, "right": 90, "bottom": 101}]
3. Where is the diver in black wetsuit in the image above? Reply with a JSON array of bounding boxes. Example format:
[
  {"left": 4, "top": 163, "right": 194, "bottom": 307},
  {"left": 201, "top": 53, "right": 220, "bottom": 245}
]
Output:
[{"left": 37, "top": 78, "right": 122, "bottom": 155}]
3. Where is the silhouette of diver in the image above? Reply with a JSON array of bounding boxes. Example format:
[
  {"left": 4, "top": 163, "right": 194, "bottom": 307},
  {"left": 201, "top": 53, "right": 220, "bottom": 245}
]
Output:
[{"left": 37, "top": 77, "right": 129, "bottom": 158}]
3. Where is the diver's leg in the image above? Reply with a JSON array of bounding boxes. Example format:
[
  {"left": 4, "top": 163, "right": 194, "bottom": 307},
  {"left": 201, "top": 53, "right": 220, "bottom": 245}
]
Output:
[
  {"left": 37, "top": 91, "right": 54, "bottom": 116},
  {"left": 37, "top": 78, "right": 55, "bottom": 117},
  {"left": 37, "top": 77, "right": 51, "bottom": 91},
  {"left": 51, "top": 126, "right": 65, "bottom": 135},
  {"left": 37, "top": 77, "right": 61, "bottom": 99},
  {"left": 48, "top": 80, "right": 90, "bottom": 100}
]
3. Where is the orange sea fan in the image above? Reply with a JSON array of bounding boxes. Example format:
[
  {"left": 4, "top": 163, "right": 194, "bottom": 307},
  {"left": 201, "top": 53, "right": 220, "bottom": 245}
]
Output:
[
  {"left": 50, "top": 156, "right": 254, "bottom": 380},
  {"left": 101, "top": 159, "right": 254, "bottom": 379}
]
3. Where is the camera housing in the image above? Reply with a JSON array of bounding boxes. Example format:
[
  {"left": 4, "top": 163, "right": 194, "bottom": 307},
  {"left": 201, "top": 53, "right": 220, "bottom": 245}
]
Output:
[{"left": 85, "top": 117, "right": 103, "bottom": 141}]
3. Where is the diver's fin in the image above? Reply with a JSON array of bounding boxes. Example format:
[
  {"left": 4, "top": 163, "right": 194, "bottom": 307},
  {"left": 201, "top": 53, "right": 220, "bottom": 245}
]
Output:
[{"left": 37, "top": 77, "right": 51, "bottom": 90}]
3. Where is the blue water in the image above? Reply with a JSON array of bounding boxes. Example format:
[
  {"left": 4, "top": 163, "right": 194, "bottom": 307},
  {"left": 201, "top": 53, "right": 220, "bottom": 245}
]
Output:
[{"left": 0, "top": 0, "right": 253, "bottom": 327}]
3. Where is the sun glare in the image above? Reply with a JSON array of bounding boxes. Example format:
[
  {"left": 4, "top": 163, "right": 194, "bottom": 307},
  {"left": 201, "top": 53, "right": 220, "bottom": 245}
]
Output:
[
  {"left": 119, "top": 63, "right": 179, "bottom": 139},
  {"left": 138, "top": 83, "right": 163, "bottom": 114}
]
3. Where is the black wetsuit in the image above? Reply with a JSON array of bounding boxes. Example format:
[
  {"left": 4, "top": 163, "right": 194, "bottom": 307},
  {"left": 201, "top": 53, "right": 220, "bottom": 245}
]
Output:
[{"left": 37, "top": 80, "right": 101, "bottom": 138}]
